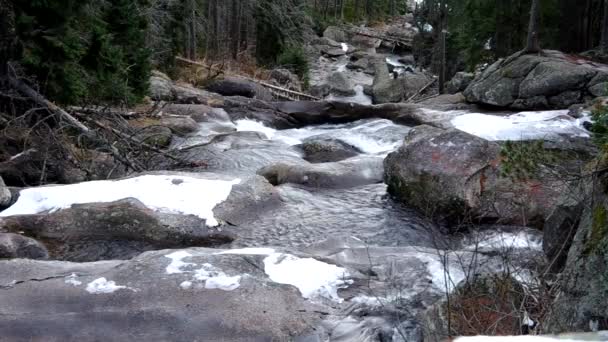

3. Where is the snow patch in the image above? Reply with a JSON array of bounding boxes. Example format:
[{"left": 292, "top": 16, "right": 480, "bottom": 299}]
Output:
[
  {"left": 85, "top": 277, "right": 135, "bottom": 294},
  {"left": 451, "top": 110, "right": 591, "bottom": 141},
  {"left": 64, "top": 273, "right": 82, "bottom": 286},
  {"left": 263, "top": 253, "right": 351, "bottom": 302},
  {"left": 341, "top": 43, "right": 348, "bottom": 52},
  {"left": 165, "top": 252, "right": 242, "bottom": 291},
  {"left": 0, "top": 175, "right": 241, "bottom": 227}
]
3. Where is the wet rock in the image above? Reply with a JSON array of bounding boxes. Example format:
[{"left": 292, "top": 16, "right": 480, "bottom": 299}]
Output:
[
  {"left": 465, "top": 51, "right": 608, "bottom": 109},
  {"left": 384, "top": 126, "right": 589, "bottom": 227},
  {"left": 258, "top": 157, "right": 383, "bottom": 189},
  {"left": 221, "top": 96, "right": 298, "bottom": 129},
  {"left": 543, "top": 197, "right": 584, "bottom": 274},
  {"left": 327, "top": 72, "right": 356, "bottom": 96},
  {"left": 0, "top": 233, "right": 48, "bottom": 259},
  {"left": 446, "top": 72, "right": 475, "bottom": 94},
  {"left": 206, "top": 76, "right": 273, "bottom": 101},
  {"left": 172, "top": 84, "right": 225, "bottom": 105},
  {"left": 310, "top": 83, "right": 331, "bottom": 98},
  {"left": 372, "top": 59, "right": 431, "bottom": 104},
  {"left": 0, "top": 249, "right": 323, "bottom": 341},
  {"left": 420, "top": 274, "right": 525, "bottom": 341},
  {"left": 297, "top": 138, "right": 362, "bottom": 163},
  {"left": 159, "top": 116, "right": 199, "bottom": 136},
  {"left": 321, "top": 47, "right": 347, "bottom": 58}
]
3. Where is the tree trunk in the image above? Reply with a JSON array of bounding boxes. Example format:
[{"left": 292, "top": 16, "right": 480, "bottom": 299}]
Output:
[
  {"left": 231, "top": 0, "right": 239, "bottom": 59},
  {"left": 0, "top": 0, "right": 16, "bottom": 82},
  {"left": 602, "top": 0, "right": 608, "bottom": 52},
  {"left": 189, "top": 0, "right": 197, "bottom": 60},
  {"left": 438, "top": 0, "right": 447, "bottom": 94},
  {"left": 524, "top": 0, "right": 541, "bottom": 53}
]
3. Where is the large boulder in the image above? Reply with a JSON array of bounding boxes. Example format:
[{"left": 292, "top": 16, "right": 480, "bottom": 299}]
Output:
[
  {"left": 0, "top": 233, "right": 48, "bottom": 260},
  {"left": 323, "top": 26, "right": 347, "bottom": 43},
  {"left": 258, "top": 157, "right": 383, "bottom": 189},
  {"left": 0, "top": 176, "right": 11, "bottom": 207},
  {"left": 546, "top": 178, "right": 608, "bottom": 332},
  {"left": 0, "top": 173, "right": 280, "bottom": 261},
  {"left": 149, "top": 71, "right": 173, "bottom": 100},
  {"left": 464, "top": 51, "right": 608, "bottom": 109},
  {"left": 0, "top": 248, "right": 324, "bottom": 341},
  {"left": 206, "top": 76, "right": 273, "bottom": 101},
  {"left": 383, "top": 126, "right": 589, "bottom": 227},
  {"left": 297, "top": 138, "right": 362, "bottom": 163},
  {"left": 159, "top": 116, "right": 199, "bottom": 136},
  {"left": 326, "top": 72, "right": 356, "bottom": 96}
]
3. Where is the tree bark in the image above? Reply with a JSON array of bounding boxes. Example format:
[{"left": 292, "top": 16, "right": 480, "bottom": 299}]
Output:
[
  {"left": 601, "top": 0, "right": 608, "bottom": 52},
  {"left": 524, "top": 0, "right": 541, "bottom": 53}
]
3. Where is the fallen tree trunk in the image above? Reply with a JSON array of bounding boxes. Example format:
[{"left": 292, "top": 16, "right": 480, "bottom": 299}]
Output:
[{"left": 7, "top": 73, "right": 90, "bottom": 133}]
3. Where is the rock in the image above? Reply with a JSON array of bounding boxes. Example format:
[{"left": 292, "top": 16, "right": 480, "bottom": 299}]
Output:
[
  {"left": 258, "top": 157, "right": 383, "bottom": 189},
  {"left": 465, "top": 51, "right": 607, "bottom": 109},
  {"left": 346, "top": 58, "right": 371, "bottom": 72},
  {"left": 310, "top": 84, "right": 331, "bottom": 98},
  {"left": 0, "top": 173, "right": 279, "bottom": 261},
  {"left": 297, "top": 138, "right": 362, "bottom": 163},
  {"left": 221, "top": 97, "right": 298, "bottom": 129},
  {"left": 420, "top": 274, "right": 525, "bottom": 341},
  {"left": 321, "top": 47, "right": 347, "bottom": 58},
  {"left": 0, "top": 233, "right": 48, "bottom": 259},
  {"left": 543, "top": 197, "right": 584, "bottom": 274},
  {"left": 163, "top": 104, "right": 230, "bottom": 123},
  {"left": 206, "top": 76, "right": 273, "bottom": 101},
  {"left": 548, "top": 90, "right": 582, "bottom": 108},
  {"left": 0, "top": 249, "right": 323, "bottom": 341},
  {"left": 372, "top": 59, "right": 431, "bottom": 104},
  {"left": 135, "top": 126, "right": 173, "bottom": 148},
  {"left": 269, "top": 68, "right": 302, "bottom": 91},
  {"left": 149, "top": 71, "right": 173, "bottom": 100},
  {"left": 383, "top": 126, "right": 589, "bottom": 227},
  {"left": 417, "top": 93, "right": 467, "bottom": 107},
  {"left": 326, "top": 72, "right": 356, "bottom": 96},
  {"left": 589, "top": 82, "right": 608, "bottom": 97},
  {"left": 0, "top": 176, "right": 11, "bottom": 207},
  {"left": 159, "top": 116, "right": 199, "bottom": 136},
  {"left": 519, "top": 61, "right": 595, "bottom": 98},
  {"left": 546, "top": 178, "right": 608, "bottom": 332},
  {"left": 172, "top": 84, "right": 225, "bottom": 105},
  {"left": 323, "top": 26, "right": 347, "bottom": 43},
  {"left": 446, "top": 72, "right": 475, "bottom": 94}
]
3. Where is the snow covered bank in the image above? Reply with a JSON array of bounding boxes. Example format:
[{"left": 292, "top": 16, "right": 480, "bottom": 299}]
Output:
[
  {"left": 0, "top": 175, "right": 241, "bottom": 226},
  {"left": 450, "top": 110, "right": 591, "bottom": 141}
]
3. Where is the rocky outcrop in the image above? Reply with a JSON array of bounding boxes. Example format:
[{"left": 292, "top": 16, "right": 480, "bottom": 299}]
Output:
[
  {"left": 383, "top": 126, "right": 592, "bottom": 227},
  {"left": 464, "top": 50, "right": 608, "bottom": 109},
  {"left": 0, "top": 233, "right": 48, "bottom": 259},
  {"left": 546, "top": 176, "right": 608, "bottom": 332},
  {"left": 297, "top": 138, "right": 362, "bottom": 163},
  {"left": 159, "top": 116, "right": 199, "bottom": 136}
]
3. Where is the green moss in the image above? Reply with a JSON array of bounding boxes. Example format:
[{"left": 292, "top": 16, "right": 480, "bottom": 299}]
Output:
[{"left": 586, "top": 206, "right": 608, "bottom": 255}]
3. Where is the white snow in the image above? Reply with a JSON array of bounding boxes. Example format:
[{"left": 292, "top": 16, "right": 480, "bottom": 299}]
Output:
[
  {"left": 451, "top": 110, "right": 591, "bottom": 141},
  {"left": 216, "top": 248, "right": 276, "bottom": 255},
  {"left": 341, "top": 43, "right": 348, "bottom": 52},
  {"left": 165, "top": 251, "right": 195, "bottom": 274},
  {"left": 165, "top": 252, "right": 242, "bottom": 291},
  {"left": 85, "top": 277, "right": 134, "bottom": 294},
  {"left": 420, "top": 253, "right": 466, "bottom": 293},
  {"left": 263, "top": 253, "right": 352, "bottom": 302},
  {"left": 64, "top": 273, "right": 82, "bottom": 286},
  {"left": 0, "top": 175, "right": 240, "bottom": 227}
]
